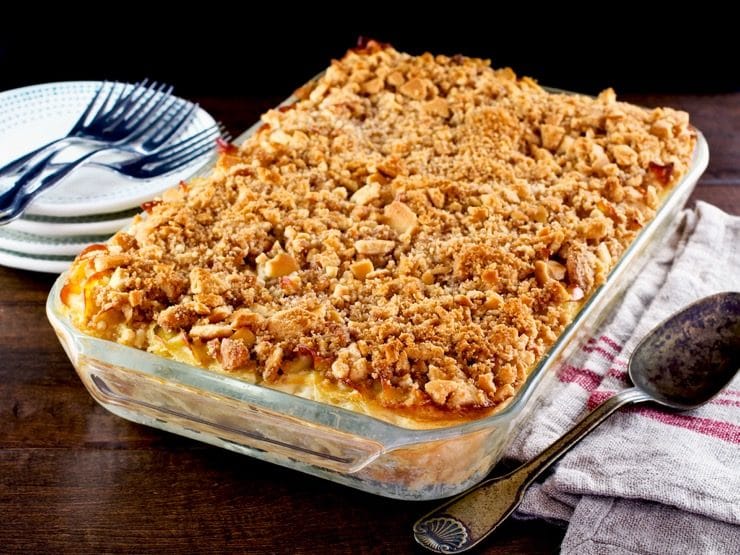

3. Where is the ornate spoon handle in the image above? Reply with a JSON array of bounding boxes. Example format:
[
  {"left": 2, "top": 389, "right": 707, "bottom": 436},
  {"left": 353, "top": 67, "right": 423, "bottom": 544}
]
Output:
[{"left": 413, "top": 388, "right": 650, "bottom": 553}]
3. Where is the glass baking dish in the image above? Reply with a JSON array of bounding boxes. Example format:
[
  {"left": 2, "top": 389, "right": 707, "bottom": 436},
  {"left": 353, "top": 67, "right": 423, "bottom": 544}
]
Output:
[{"left": 46, "top": 100, "right": 708, "bottom": 500}]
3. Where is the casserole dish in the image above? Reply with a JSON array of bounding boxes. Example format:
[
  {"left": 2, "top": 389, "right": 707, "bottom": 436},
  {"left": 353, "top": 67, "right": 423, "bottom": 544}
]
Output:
[{"left": 46, "top": 46, "right": 708, "bottom": 500}]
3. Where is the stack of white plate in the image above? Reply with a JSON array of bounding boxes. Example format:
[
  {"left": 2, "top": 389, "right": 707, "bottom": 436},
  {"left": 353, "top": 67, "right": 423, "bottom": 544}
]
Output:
[
  {"left": 0, "top": 81, "right": 216, "bottom": 273},
  {"left": 0, "top": 208, "right": 140, "bottom": 273}
]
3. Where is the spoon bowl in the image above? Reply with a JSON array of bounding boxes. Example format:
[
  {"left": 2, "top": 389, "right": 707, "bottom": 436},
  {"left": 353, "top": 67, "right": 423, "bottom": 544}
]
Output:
[
  {"left": 630, "top": 292, "right": 740, "bottom": 409},
  {"left": 414, "top": 292, "right": 740, "bottom": 553}
]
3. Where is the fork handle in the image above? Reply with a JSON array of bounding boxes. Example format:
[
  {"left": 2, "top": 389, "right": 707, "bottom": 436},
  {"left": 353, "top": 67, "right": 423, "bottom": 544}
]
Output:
[
  {"left": 413, "top": 387, "right": 651, "bottom": 553},
  {"left": 0, "top": 137, "right": 73, "bottom": 177},
  {"left": 0, "top": 136, "right": 104, "bottom": 208},
  {"left": 0, "top": 148, "right": 109, "bottom": 225}
]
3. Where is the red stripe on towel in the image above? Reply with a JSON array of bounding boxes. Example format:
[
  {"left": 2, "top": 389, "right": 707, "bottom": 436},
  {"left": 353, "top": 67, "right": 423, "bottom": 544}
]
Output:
[
  {"left": 557, "top": 365, "right": 602, "bottom": 392},
  {"left": 606, "top": 368, "right": 629, "bottom": 382},
  {"left": 582, "top": 344, "right": 619, "bottom": 361},
  {"left": 637, "top": 408, "right": 740, "bottom": 444},
  {"left": 586, "top": 389, "right": 616, "bottom": 410},
  {"left": 712, "top": 398, "right": 740, "bottom": 408},
  {"left": 600, "top": 335, "right": 623, "bottom": 352},
  {"left": 558, "top": 365, "right": 628, "bottom": 390},
  {"left": 582, "top": 390, "right": 740, "bottom": 443}
]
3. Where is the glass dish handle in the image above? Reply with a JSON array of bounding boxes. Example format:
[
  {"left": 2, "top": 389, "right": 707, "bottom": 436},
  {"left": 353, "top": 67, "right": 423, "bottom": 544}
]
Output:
[{"left": 78, "top": 357, "right": 385, "bottom": 474}]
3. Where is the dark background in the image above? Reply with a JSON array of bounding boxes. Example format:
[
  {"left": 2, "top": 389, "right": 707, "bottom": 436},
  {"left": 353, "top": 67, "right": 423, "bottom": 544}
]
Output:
[{"left": 1, "top": 7, "right": 737, "bottom": 99}]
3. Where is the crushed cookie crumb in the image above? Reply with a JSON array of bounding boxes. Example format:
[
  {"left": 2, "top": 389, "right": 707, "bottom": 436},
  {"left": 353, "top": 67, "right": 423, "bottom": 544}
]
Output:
[{"left": 63, "top": 43, "right": 695, "bottom": 422}]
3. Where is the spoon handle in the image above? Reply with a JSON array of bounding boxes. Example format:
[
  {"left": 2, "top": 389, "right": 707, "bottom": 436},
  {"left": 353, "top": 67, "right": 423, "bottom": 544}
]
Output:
[{"left": 413, "top": 387, "right": 651, "bottom": 553}]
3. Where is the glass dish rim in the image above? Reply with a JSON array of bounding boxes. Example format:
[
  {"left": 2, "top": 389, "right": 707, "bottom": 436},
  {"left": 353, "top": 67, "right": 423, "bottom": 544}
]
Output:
[{"left": 46, "top": 114, "right": 709, "bottom": 446}]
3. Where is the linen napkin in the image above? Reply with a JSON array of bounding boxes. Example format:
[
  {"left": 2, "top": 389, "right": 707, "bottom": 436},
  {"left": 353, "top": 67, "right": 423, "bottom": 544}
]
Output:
[{"left": 506, "top": 201, "right": 740, "bottom": 554}]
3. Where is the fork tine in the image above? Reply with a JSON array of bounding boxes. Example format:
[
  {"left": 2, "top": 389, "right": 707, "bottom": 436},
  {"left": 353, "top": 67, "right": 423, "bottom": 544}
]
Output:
[
  {"left": 87, "top": 82, "right": 124, "bottom": 125},
  {"left": 107, "top": 80, "right": 150, "bottom": 116},
  {"left": 106, "top": 80, "right": 143, "bottom": 112},
  {"left": 143, "top": 125, "right": 219, "bottom": 161},
  {"left": 109, "top": 81, "right": 161, "bottom": 125},
  {"left": 120, "top": 83, "right": 175, "bottom": 138},
  {"left": 131, "top": 83, "right": 172, "bottom": 123},
  {"left": 95, "top": 80, "right": 147, "bottom": 126},
  {"left": 68, "top": 82, "right": 110, "bottom": 133},
  {"left": 136, "top": 95, "right": 182, "bottom": 142},
  {"left": 147, "top": 100, "right": 199, "bottom": 148},
  {"left": 103, "top": 81, "right": 164, "bottom": 132},
  {"left": 144, "top": 128, "right": 219, "bottom": 167},
  {"left": 149, "top": 141, "right": 217, "bottom": 175}
]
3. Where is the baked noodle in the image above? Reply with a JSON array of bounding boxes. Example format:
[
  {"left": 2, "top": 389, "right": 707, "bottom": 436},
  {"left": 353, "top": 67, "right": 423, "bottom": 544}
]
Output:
[{"left": 61, "top": 41, "right": 696, "bottom": 428}]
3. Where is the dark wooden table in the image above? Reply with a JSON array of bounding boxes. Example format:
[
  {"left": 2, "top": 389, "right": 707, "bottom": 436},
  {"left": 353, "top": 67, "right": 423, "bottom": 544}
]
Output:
[{"left": 1, "top": 94, "right": 738, "bottom": 554}]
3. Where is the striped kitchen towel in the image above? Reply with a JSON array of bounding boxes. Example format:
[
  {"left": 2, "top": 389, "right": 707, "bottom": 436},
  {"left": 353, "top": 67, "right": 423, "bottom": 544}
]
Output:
[{"left": 506, "top": 202, "right": 740, "bottom": 554}]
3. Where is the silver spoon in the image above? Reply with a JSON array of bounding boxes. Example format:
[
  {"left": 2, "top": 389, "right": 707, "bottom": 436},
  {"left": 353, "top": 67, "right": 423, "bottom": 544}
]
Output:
[{"left": 414, "top": 291, "right": 740, "bottom": 553}]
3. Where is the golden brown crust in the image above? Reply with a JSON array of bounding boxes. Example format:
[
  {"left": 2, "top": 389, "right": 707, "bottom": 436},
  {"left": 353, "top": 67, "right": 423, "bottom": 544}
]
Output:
[{"left": 62, "top": 42, "right": 696, "bottom": 423}]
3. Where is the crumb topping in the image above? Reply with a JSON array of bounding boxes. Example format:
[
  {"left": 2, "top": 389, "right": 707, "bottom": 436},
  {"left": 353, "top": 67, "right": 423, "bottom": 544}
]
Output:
[{"left": 63, "top": 41, "right": 695, "bottom": 422}]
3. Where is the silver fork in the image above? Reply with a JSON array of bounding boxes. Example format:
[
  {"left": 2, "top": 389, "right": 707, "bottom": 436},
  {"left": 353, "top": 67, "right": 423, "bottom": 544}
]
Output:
[
  {"left": 0, "top": 126, "right": 223, "bottom": 225},
  {"left": 0, "top": 80, "right": 176, "bottom": 177},
  {"left": 90, "top": 126, "right": 226, "bottom": 179},
  {"left": 0, "top": 87, "right": 197, "bottom": 208}
]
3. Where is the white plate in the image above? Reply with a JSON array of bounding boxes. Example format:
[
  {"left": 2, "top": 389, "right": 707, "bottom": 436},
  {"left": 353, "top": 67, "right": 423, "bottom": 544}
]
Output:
[
  {"left": 0, "top": 247, "right": 73, "bottom": 274},
  {"left": 0, "top": 81, "right": 216, "bottom": 217},
  {"left": 5, "top": 208, "right": 137, "bottom": 237},
  {"left": 0, "top": 227, "right": 109, "bottom": 256}
]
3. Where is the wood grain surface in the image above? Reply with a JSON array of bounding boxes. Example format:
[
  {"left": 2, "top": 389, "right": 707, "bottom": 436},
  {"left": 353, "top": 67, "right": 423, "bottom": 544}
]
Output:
[{"left": 1, "top": 93, "right": 738, "bottom": 554}]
